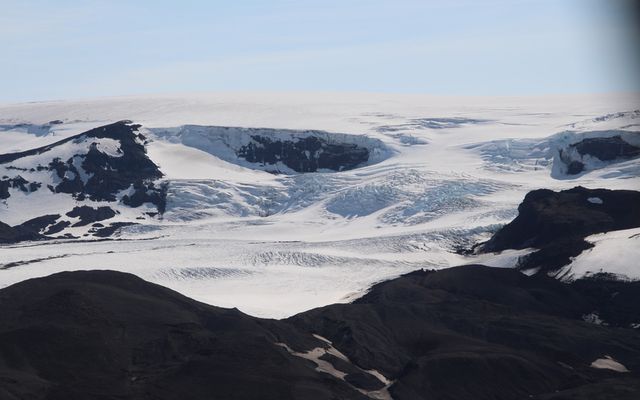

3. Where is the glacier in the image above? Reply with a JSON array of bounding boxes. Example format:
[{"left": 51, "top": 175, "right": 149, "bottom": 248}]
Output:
[{"left": 0, "top": 92, "right": 639, "bottom": 318}]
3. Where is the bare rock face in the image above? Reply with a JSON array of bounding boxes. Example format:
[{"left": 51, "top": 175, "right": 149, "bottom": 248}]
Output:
[
  {"left": 480, "top": 187, "right": 640, "bottom": 275},
  {"left": 0, "top": 220, "right": 44, "bottom": 243},
  {"left": 236, "top": 135, "right": 370, "bottom": 173},
  {"left": 0, "top": 176, "right": 39, "bottom": 199},
  {"left": 483, "top": 187, "right": 640, "bottom": 251},
  {"left": 15, "top": 214, "right": 61, "bottom": 233},
  {"left": 573, "top": 136, "right": 640, "bottom": 161},
  {"left": 78, "top": 124, "right": 162, "bottom": 201},
  {"left": 121, "top": 180, "right": 168, "bottom": 213},
  {"left": 66, "top": 206, "right": 117, "bottom": 227},
  {"left": 559, "top": 135, "right": 640, "bottom": 175}
]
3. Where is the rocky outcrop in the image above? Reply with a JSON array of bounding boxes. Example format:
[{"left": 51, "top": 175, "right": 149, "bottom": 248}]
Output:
[
  {"left": 573, "top": 136, "right": 640, "bottom": 161},
  {"left": 0, "top": 220, "right": 44, "bottom": 243},
  {"left": 483, "top": 187, "right": 640, "bottom": 251},
  {"left": 43, "top": 220, "right": 70, "bottom": 235},
  {"left": 0, "top": 176, "right": 39, "bottom": 199},
  {"left": 79, "top": 125, "right": 162, "bottom": 202},
  {"left": 0, "top": 121, "right": 168, "bottom": 240},
  {"left": 0, "top": 207, "right": 137, "bottom": 243},
  {"left": 480, "top": 187, "right": 640, "bottom": 275},
  {"left": 121, "top": 180, "right": 168, "bottom": 213},
  {"left": 0, "top": 121, "right": 172, "bottom": 242},
  {"left": 558, "top": 134, "right": 640, "bottom": 175},
  {"left": 1, "top": 266, "right": 639, "bottom": 399},
  {"left": 66, "top": 206, "right": 117, "bottom": 227},
  {"left": 91, "top": 222, "right": 137, "bottom": 238},
  {"left": 0, "top": 121, "right": 166, "bottom": 210},
  {"left": 151, "top": 125, "right": 388, "bottom": 174},
  {"left": 16, "top": 214, "right": 60, "bottom": 234},
  {"left": 237, "top": 135, "right": 370, "bottom": 172}
]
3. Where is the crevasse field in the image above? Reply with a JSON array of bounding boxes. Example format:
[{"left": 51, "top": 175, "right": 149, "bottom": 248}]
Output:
[{"left": 1, "top": 93, "right": 639, "bottom": 318}]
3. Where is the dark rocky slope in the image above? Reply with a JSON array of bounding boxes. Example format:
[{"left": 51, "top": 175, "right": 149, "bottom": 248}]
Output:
[
  {"left": 1, "top": 266, "right": 639, "bottom": 399},
  {"left": 0, "top": 220, "right": 44, "bottom": 243},
  {"left": 559, "top": 135, "right": 640, "bottom": 175},
  {"left": 236, "top": 135, "right": 370, "bottom": 173},
  {"left": 0, "top": 176, "right": 40, "bottom": 200},
  {"left": 480, "top": 186, "right": 640, "bottom": 276},
  {"left": 65, "top": 206, "right": 117, "bottom": 227},
  {"left": 290, "top": 266, "right": 640, "bottom": 400},
  {"left": 0, "top": 215, "right": 64, "bottom": 243},
  {"left": 0, "top": 270, "right": 365, "bottom": 400},
  {"left": 0, "top": 204, "right": 131, "bottom": 243}
]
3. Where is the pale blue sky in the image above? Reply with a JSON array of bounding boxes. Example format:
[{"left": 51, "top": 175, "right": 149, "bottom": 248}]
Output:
[{"left": 1, "top": 0, "right": 638, "bottom": 101}]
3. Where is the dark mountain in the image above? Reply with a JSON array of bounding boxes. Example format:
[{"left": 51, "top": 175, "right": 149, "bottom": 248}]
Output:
[
  {"left": 290, "top": 265, "right": 640, "bottom": 400},
  {"left": 1, "top": 266, "right": 638, "bottom": 400},
  {"left": 479, "top": 186, "right": 640, "bottom": 276},
  {"left": 0, "top": 220, "right": 44, "bottom": 243},
  {"left": 0, "top": 270, "right": 365, "bottom": 400}
]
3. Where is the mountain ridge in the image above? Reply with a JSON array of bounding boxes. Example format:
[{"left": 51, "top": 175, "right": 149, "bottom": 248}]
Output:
[{"left": 1, "top": 266, "right": 639, "bottom": 399}]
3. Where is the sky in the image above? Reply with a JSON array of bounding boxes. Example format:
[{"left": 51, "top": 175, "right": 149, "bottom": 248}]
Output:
[{"left": 1, "top": 0, "right": 639, "bottom": 102}]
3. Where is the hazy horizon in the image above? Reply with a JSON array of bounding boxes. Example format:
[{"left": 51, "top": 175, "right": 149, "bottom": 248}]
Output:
[{"left": 2, "top": 0, "right": 639, "bottom": 102}]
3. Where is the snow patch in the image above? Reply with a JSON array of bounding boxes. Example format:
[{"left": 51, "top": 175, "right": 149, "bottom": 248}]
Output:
[
  {"left": 275, "top": 337, "right": 394, "bottom": 400},
  {"left": 582, "top": 312, "right": 606, "bottom": 325},
  {"left": 590, "top": 356, "right": 629, "bottom": 372},
  {"left": 560, "top": 227, "right": 640, "bottom": 281},
  {"left": 92, "top": 137, "right": 123, "bottom": 157}
]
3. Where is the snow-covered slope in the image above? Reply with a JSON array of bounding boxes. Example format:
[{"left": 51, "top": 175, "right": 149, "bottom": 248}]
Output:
[
  {"left": 0, "top": 121, "right": 165, "bottom": 237},
  {"left": 0, "top": 93, "right": 638, "bottom": 317},
  {"left": 560, "top": 227, "right": 640, "bottom": 281}
]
